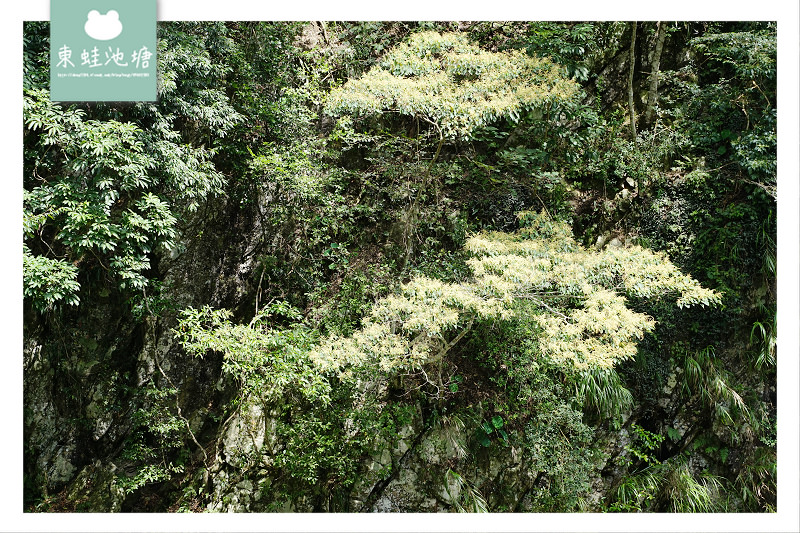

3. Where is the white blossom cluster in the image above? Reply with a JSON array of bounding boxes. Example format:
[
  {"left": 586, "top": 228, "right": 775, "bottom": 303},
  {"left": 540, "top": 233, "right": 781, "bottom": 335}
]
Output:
[
  {"left": 312, "top": 212, "right": 721, "bottom": 375},
  {"left": 324, "top": 31, "right": 579, "bottom": 141}
]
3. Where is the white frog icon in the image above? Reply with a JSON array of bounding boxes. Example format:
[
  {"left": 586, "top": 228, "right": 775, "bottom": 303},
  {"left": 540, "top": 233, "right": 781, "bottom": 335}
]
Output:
[{"left": 84, "top": 10, "right": 123, "bottom": 41}]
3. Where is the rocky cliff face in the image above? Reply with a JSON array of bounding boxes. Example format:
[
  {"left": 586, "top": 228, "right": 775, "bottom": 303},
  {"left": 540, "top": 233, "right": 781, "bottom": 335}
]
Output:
[{"left": 23, "top": 195, "right": 251, "bottom": 510}]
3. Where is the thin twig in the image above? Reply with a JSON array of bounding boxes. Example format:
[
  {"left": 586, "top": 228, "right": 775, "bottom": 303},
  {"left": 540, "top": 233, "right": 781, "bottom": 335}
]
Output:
[{"left": 143, "top": 288, "right": 209, "bottom": 466}]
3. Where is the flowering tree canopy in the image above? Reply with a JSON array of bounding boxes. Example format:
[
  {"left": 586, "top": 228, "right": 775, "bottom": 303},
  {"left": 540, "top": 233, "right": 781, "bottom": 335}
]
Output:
[
  {"left": 311, "top": 212, "right": 721, "bottom": 376},
  {"left": 325, "top": 31, "right": 580, "bottom": 141}
]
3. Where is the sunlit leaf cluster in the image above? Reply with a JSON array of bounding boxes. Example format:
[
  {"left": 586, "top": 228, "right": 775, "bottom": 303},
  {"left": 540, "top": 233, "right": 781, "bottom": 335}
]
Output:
[
  {"left": 22, "top": 244, "right": 81, "bottom": 311},
  {"left": 176, "top": 305, "right": 332, "bottom": 404},
  {"left": 23, "top": 84, "right": 228, "bottom": 306}
]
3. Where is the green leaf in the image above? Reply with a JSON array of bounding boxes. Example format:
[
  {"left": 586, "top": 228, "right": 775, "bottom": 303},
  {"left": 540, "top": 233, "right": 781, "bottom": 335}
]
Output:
[
  {"left": 666, "top": 426, "right": 681, "bottom": 443},
  {"left": 498, "top": 428, "right": 509, "bottom": 444},
  {"left": 719, "top": 447, "right": 729, "bottom": 463}
]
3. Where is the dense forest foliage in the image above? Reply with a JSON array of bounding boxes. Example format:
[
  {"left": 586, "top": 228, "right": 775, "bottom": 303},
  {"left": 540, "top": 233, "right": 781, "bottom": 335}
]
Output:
[{"left": 23, "top": 21, "right": 777, "bottom": 514}]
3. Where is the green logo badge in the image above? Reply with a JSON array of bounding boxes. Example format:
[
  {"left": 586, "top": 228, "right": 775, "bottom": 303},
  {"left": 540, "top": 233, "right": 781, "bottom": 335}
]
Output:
[{"left": 50, "top": 0, "right": 156, "bottom": 101}]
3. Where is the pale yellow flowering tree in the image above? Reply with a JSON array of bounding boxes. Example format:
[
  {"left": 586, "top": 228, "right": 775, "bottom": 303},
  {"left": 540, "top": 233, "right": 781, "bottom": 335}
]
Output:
[
  {"left": 311, "top": 212, "right": 720, "bottom": 386},
  {"left": 325, "top": 31, "right": 580, "bottom": 149}
]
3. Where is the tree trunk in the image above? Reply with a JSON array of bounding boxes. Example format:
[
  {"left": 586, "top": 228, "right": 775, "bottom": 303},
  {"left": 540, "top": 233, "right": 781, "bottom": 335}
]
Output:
[
  {"left": 644, "top": 21, "right": 668, "bottom": 128},
  {"left": 627, "top": 22, "right": 638, "bottom": 141}
]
